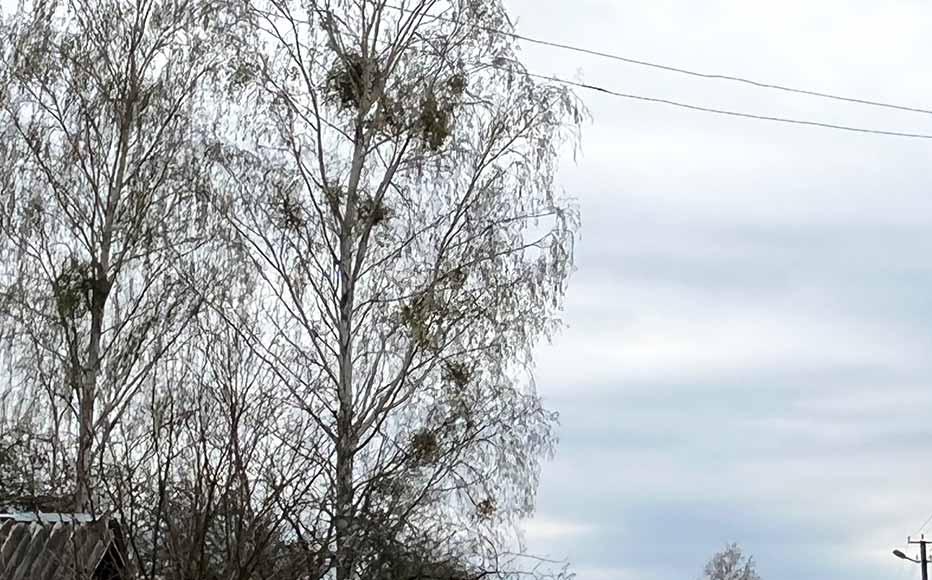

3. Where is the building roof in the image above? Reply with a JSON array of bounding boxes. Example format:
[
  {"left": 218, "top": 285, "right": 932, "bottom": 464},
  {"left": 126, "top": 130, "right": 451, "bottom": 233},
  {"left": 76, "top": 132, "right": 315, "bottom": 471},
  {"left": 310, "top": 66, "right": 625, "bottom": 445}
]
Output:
[
  {"left": 0, "top": 513, "right": 117, "bottom": 580},
  {"left": 1, "top": 513, "right": 96, "bottom": 524}
]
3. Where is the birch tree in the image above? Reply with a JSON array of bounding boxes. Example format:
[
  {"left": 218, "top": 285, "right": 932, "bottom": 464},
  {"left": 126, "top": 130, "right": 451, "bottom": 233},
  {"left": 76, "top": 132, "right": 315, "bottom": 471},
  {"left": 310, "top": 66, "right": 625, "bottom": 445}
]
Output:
[
  {"left": 212, "top": 0, "right": 583, "bottom": 577},
  {"left": 0, "top": 0, "right": 238, "bottom": 510}
]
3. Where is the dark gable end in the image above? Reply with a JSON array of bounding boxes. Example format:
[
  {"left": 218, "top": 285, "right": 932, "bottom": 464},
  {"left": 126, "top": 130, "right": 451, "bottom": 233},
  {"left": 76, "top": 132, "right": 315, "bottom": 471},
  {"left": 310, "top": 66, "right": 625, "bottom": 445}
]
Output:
[{"left": 0, "top": 515, "right": 127, "bottom": 580}]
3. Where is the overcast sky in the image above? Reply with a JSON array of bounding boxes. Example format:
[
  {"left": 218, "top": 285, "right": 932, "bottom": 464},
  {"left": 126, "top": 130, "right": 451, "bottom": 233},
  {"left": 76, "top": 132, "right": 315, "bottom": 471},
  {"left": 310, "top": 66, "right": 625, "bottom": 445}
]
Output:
[
  {"left": 3, "top": 0, "right": 929, "bottom": 577},
  {"left": 506, "top": 2, "right": 932, "bottom": 579}
]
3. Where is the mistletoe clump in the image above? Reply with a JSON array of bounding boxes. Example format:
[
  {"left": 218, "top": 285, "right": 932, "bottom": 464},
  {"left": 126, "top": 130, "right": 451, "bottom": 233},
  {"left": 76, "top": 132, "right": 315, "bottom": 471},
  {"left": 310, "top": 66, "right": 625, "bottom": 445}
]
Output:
[{"left": 326, "top": 53, "right": 381, "bottom": 110}]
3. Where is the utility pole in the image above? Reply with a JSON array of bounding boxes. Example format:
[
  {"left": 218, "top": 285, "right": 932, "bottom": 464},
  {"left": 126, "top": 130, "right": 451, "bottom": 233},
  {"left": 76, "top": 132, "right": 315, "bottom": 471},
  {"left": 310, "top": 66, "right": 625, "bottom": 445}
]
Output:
[
  {"left": 914, "top": 536, "right": 930, "bottom": 580},
  {"left": 893, "top": 535, "right": 930, "bottom": 580}
]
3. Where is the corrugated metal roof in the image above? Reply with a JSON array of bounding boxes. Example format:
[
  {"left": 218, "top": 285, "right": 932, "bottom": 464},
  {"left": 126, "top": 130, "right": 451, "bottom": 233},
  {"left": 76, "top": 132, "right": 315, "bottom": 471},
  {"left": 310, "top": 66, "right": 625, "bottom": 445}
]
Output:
[{"left": 0, "top": 516, "right": 114, "bottom": 580}]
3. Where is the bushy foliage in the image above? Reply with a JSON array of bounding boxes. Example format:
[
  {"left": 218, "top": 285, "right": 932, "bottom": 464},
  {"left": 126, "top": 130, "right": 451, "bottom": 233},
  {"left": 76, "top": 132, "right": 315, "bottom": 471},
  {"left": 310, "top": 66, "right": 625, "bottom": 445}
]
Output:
[{"left": 703, "top": 543, "right": 762, "bottom": 580}]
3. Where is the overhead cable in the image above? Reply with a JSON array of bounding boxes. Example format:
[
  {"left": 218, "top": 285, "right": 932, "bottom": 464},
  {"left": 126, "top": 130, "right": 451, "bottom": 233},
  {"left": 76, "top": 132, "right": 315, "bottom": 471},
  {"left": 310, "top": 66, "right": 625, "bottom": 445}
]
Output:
[{"left": 381, "top": 2, "right": 932, "bottom": 116}]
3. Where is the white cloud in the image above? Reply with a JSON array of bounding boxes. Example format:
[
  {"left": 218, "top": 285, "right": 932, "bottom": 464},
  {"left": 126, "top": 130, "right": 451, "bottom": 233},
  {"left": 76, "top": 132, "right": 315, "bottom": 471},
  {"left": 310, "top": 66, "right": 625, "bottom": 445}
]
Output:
[
  {"left": 570, "top": 566, "right": 651, "bottom": 580},
  {"left": 523, "top": 516, "right": 598, "bottom": 543}
]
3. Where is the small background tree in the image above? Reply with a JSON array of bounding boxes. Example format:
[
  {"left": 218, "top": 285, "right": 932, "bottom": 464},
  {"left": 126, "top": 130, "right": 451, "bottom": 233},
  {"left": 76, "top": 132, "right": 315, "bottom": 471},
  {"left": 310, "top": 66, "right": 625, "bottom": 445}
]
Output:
[{"left": 702, "top": 543, "right": 761, "bottom": 580}]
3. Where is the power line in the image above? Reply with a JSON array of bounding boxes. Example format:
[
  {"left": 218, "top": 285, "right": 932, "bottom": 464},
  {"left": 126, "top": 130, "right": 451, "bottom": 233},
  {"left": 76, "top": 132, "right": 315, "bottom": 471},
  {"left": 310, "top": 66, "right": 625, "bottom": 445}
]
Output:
[
  {"left": 917, "top": 513, "right": 932, "bottom": 535},
  {"left": 254, "top": 4, "right": 932, "bottom": 139},
  {"left": 381, "top": 2, "right": 932, "bottom": 116},
  {"left": 498, "top": 65, "right": 932, "bottom": 140}
]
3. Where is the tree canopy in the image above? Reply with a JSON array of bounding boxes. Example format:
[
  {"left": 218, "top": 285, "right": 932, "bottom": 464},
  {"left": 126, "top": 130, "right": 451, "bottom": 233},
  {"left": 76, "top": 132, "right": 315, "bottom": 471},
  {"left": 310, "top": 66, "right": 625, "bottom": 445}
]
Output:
[{"left": 0, "top": 0, "right": 583, "bottom": 579}]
